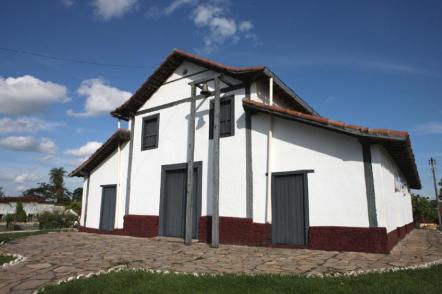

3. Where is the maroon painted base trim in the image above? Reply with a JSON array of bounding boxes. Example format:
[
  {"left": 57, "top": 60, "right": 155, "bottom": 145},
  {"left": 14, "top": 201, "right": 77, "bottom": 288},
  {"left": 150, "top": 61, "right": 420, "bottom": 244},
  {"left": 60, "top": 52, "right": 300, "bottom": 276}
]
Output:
[
  {"left": 309, "top": 222, "right": 414, "bottom": 253},
  {"left": 123, "top": 215, "right": 159, "bottom": 238},
  {"left": 386, "top": 222, "right": 414, "bottom": 252},
  {"left": 80, "top": 215, "right": 414, "bottom": 253},
  {"left": 309, "top": 226, "right": 388, "bottom": 253},
  {"left": 199, "top": 216, "right": 272, "bottom": 247},
  {"left": 79, "top": 215, "right": 159, "bottom": 238},
  {"left": 199, "top": 216, "right": 307, "bottom": 248}
]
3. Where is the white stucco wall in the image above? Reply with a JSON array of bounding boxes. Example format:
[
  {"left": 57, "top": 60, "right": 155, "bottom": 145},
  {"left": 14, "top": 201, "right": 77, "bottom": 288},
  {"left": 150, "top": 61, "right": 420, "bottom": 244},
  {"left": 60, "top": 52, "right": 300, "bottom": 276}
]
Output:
[
  {"left": 138, "top": 61, "right": 237, "bottom": 111},
  {"left": 129, "top": 63, "right": 248, "bottom": 218},
  {"left": 0, "top": 202, "right": 62, "bottom": 218},
  {"left": 251, "top": 113, "right": 369, "bottom": 227},
  {"left": 84, "top": 141, "right": 129, "bottom": 229},
  {"left": 372, "top": 145, "right": 413, "bottom": 232}
]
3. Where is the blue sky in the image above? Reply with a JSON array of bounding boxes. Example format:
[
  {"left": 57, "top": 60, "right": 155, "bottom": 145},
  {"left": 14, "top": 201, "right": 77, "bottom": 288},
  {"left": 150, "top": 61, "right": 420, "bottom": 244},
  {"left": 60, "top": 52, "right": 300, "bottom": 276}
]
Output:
[{"left": 0, "top": 0, "right": 441, "bottom": 197}]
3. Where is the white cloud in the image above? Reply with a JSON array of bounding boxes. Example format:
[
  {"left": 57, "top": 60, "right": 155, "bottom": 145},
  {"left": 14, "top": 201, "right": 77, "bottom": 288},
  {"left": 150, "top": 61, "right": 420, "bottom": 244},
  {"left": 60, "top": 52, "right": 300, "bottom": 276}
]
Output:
[
  {"left": 0, "top": 75, "right": 69, "bottom": 115},
  {"left": 0, "top": 136, "right": 56, "bottom": 154},
  {"left": 1, "top": 170, "right": 42, "bottom": 193},
  {"left": 145, "top": 1, "right": 256, "bottom": 52},
  {"left": 65, "top": 141, "right": 102, "bottom": 157},
  {"left": 191, "top": 4, "right": 255, "bottom": 52},
  {"left": 65, "top": 141, "right": 102, "bottom": 167},
  {"left": 67, "top": 78, "right": 131, "bottom": 117},
  {"left": 193, "top": 4, "right": 222, "bottom": 25},
  {"left": 38, "top": 154, "right": 55, "bottom": 163},
  {"left": 0, "top": 117, "right": 63, "bottom": 133},
  {"left": 209, "top": 16, "right": 236, "bottom": 38},
  {"left": 92, "top": 0, "right": 138, "bottom": 21},
  {"left": 146, "top": 0, "right": 196, "bottom": 19},
  {"left": 239, "top": 21, "right": 253, "bottom": 32},
  {"left": 164, "top": 0, "right": 196, "bottom": 15},
  {"left": 415, "top": 122, "right": 442, "bottom": 135},
  {"left": 68, "top": 157, "right": 88, "bottom": 167},
  {"left": 14, "top": 173, "right": 38, "bottom": 184},
  {"left": 0, "top": 165, "right": 73, "bottom": 196}
]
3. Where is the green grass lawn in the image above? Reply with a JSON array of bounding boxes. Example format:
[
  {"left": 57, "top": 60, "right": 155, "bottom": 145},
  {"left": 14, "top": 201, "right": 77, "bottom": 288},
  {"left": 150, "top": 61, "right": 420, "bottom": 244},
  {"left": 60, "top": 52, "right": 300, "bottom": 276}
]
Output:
[
  {"left": 0, "top": 229, "right": 63, "bottom": 244},
  {"left": 42, "top": 265, "right": 442, "bottom": 294},
  {"left": 0, "top": 254, "right": 15, "bottom": 265}
]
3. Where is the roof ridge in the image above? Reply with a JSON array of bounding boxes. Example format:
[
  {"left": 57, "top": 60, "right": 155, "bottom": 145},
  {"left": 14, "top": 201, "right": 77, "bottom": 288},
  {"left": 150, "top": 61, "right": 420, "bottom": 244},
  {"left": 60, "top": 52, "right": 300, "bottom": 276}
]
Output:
[
  {"left": 172, "top": 48, "right": 266, "bottom": 72},
  {"left": 111, "top": 49, "right": 318, "bottom": 119}
]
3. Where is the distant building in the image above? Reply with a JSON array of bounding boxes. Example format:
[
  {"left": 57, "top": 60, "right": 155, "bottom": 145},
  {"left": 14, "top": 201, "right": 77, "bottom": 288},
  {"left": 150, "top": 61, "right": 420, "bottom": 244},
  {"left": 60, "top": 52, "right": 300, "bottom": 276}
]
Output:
[{"left": 0, "top": 196, "right": 63, "bottom": 221}]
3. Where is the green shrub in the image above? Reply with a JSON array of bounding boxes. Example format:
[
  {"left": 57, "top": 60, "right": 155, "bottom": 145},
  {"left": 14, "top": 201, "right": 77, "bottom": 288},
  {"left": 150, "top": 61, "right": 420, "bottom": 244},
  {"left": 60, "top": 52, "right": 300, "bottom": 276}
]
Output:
[
  {"left": 412, "top": 194, "right": 438, "bottom": 223},
  {"left": 5, "top": 214, "right": 15, "bottom": 224},
  {"left": 66, "top": 200, "right": 82, "bottom": 215},
  {"left": 38, "top": 210, "right": 77, "bottom": 229},
  {"left": 15, "top": 202, "right": 27, "bottom": 222}
]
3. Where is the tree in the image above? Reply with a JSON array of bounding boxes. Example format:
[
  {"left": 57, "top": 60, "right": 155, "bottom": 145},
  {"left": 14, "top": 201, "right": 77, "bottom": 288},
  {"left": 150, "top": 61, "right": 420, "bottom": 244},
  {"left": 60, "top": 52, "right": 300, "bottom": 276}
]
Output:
[
  {"left": 412, "top": 194, "right": 438, "bottom": 223},
  {"left": 439, "top": 179, "right": 442, "bottom": 200},
  {"left": 22, "top": 182, "right": 53, "bottom": 200},
  {"left": 22, "top": 167, "right": 74, "bottom": 204},
  {"left": 15, "top": 202, "right": 27, "bottom": 222},
  {"left": 72, "top": 187, "right": 83, "bottom": 202},
  {"left": 0, "top": 186, "right": 4, "bottom": 197},
  {"left": 49, "top": 167, "right": 70, "bottom": 203}
]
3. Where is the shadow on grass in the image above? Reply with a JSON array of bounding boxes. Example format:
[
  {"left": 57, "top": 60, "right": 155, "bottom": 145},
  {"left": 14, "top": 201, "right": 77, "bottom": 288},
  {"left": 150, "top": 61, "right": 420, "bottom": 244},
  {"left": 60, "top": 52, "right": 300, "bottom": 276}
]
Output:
[{"left": 0, "top": 229, "right": 70, "bottom": 244}]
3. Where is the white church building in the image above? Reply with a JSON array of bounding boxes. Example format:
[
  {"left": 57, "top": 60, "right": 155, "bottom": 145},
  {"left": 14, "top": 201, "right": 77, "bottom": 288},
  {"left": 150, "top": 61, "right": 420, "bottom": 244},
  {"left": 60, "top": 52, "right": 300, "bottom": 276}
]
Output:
[{"left": 70, "top": 49, "right": 420, "bottom": 253}]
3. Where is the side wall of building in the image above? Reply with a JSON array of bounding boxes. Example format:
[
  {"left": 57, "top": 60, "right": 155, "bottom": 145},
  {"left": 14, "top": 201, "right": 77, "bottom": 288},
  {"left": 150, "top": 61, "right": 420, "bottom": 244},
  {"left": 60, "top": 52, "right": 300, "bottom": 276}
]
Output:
[
  {"left": 372, "top": 144, "right": 413, "bottom": 233},
  {"left": 251, "top": 113, "right": 370, "bottom": 227},
  {"left": 84, "top": 142, "right": 129, "bottom": 229}
]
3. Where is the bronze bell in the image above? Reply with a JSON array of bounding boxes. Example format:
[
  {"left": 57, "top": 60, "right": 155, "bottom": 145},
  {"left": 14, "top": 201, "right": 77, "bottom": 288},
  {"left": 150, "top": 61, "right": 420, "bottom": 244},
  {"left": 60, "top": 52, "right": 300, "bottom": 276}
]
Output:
[{"left": 200, "top": 83, "right": 211, "bottom": 97}]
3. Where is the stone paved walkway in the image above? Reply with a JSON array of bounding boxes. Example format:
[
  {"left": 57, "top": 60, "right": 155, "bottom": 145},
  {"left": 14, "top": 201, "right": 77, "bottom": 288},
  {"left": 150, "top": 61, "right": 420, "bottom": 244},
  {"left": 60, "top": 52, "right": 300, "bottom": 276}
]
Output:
[{"left": 0, "top": 229, "right": 441, "bottom": 293}]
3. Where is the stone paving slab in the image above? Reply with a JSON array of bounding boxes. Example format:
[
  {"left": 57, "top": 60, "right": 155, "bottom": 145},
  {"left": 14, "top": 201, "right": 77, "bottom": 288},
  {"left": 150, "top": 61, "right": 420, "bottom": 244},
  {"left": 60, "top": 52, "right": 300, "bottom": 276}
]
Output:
[{"left": 0, "top": 229, "right": 441, "bottom": 293}]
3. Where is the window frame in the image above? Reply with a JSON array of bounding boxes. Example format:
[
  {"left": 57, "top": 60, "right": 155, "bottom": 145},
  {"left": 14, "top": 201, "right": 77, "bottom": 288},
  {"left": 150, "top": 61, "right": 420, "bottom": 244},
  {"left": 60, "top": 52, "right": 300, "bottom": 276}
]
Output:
[
  {"left": 209, "top": 95, "right": 235, "bottom": 139},
  {"left": 141, "top": 113, "right": 160, "bottom": 150}
]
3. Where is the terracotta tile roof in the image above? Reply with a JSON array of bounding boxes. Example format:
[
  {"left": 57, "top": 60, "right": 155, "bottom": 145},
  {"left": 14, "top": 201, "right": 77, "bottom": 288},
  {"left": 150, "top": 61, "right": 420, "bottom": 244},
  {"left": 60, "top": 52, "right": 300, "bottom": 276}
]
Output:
[
  {"left": 0, "top": 195, "right": 46, "bottom": 203},
  {"left": 111, "top": 49, "right": 317, "bottom": 119},
  {"left": 69, "top": 129, "right": 130, "bottom": 177},
  {"left": 172, "top": 49, "right": 266, "bottom": 73},
  {"left": 243, "top": 98, "right": 421, "bottom": 189}
]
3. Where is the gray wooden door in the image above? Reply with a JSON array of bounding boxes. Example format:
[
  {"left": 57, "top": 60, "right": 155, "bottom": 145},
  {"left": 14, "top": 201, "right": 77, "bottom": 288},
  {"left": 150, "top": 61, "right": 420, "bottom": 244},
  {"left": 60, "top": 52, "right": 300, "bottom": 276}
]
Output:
[
  {"left": 161, "top": 165, "right": 200, "bottom": 238},
  {"left": 272, "top": 173, "right": 308, "bottom": 245},
  {"left": 99, "top": 185, "right": 117, "bottom": 232}
]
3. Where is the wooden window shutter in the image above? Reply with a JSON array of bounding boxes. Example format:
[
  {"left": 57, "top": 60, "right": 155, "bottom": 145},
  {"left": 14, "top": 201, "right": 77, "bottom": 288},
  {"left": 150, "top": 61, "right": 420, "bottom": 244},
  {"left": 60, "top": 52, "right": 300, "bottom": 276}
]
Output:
[
  {"left": 141, "top": 113, "right": 160, "bottom": 150},
  {"left": 209, "top": 95, "right": 234, "bottom": 139}
]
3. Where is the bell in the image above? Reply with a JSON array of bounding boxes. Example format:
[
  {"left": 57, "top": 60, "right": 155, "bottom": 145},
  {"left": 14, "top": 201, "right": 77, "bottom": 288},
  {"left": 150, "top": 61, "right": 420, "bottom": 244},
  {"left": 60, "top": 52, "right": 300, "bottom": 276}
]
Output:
[{"left": 200, "top": 83, "right": 211, "bottom": 97}]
